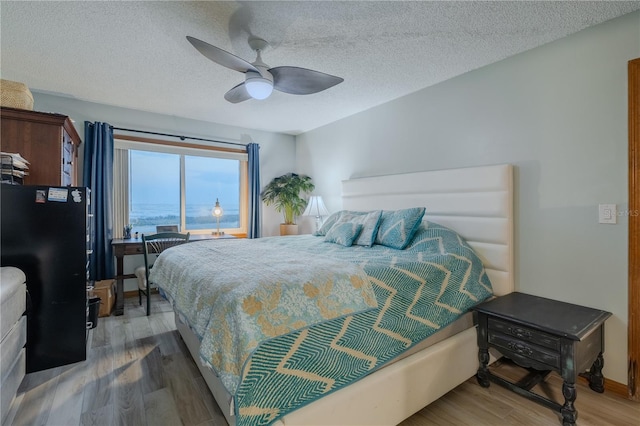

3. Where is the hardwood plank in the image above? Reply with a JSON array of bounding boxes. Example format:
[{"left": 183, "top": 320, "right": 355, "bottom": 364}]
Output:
[
  {"left": 81, "top": 345, "right": 115, "bottom": 413},
  {"left": 91, "top": 316, "right": 110, "bottom": 348},
  {"left": 182, "top": 341, "right": 204, "bottom": 379},
  {"left": 46, "top": 362, "right": 88, "bottom": 426},
  {"left": 2, "top": 388, "right": 25, "bottom": 426},
  {"left": 151, "top": 330, "right": 183, "bottom": 357},
  {"left": 129, "top": 315, "right": 154, "bottom": 340},
  {"left": 137, "top": 336, "right": 165, "bottom": 394},
  {"left": 449, "top": 379, "right": 514, "bottom": 419},
  {"left": 143, "top": 387, "right": 184, "bottom": 426},
  {"left": 416, "top": 397, "right": 474, "bottom": 426},
  {"left": 194, "top": 376, "right": 228, "bottom": 425},
  {"left": 431, "top": 388, "right": 507, "bottom": 424},
  {"left": 112, "top": 318, "right": 146, "bottom": 426},
  {"left": 162, "top": 353, "right": 211, "bottom": 426},
  {"left": 149, "top": 311, "right": 177, "bottom": 336},
  {"left": 80, "top": 403, "right": 115, "bottom": 426},
  {"left": 12, "top": 366, "right": 60, "bottom": 425}
]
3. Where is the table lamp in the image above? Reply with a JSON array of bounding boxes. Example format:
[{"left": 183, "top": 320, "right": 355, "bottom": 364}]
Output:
[
  {"left": 303, "top": 195, "right": 330, "bottom": 233},
  {"left": 212, "top": 198, "right": 224, "bottom": 236}
]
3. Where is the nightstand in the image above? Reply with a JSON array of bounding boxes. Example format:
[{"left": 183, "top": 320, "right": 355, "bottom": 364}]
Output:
[{"left": 473, "top": 292, "right": 611, "bottom": 426}]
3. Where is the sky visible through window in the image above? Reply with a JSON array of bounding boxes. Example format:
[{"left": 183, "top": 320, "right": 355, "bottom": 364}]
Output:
[{"left": 129, "top": 150, "right": 240, "bottom": 234}]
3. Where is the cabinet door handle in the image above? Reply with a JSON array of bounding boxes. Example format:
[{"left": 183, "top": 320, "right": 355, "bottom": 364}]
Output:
[
  {"left": 507, "top": 341, "right": 533, "bottom": 356},
  {"left": 67, "top": 160, "right": 74, "bottom": 165},
  {"left": 507, "top": 326, "right": 532, "bottom": 339}
]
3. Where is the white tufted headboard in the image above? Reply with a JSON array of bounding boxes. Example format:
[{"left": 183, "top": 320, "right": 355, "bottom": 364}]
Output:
[{"left": 342, "top": 164, "right": 514, "bottom": 296}]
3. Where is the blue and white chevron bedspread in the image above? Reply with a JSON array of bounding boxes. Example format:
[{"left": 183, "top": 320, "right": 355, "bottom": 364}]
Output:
[{"left": 153, "top": 221, "right": 493, "bottom": 426}]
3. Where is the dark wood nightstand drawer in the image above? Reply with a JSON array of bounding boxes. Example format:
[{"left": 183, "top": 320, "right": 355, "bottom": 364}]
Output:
[
  {"left": 488, "top": 317, "right": 559, "bottom": 351},
  {"left": 488, "top": 331, "right": 561, "bottom": 369}
]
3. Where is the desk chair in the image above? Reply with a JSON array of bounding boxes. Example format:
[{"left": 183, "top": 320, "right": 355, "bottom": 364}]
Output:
[{"left": 134, "top": 232, "right": 190, "bottom": 316}]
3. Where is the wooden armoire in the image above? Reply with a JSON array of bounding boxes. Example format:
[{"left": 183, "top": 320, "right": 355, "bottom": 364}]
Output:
[{"left": 1, "top": 107, "right": 81, "bottom": 186}]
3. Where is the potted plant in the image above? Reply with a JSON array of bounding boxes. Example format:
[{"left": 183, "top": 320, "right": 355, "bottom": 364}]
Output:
[{"left": 261, "top": 173, "right": 315, "bottom": 235}]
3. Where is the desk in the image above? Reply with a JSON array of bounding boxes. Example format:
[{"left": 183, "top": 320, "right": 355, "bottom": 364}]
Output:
[{"left": 111, "top": 234, "right": 234, "bottom": 316}]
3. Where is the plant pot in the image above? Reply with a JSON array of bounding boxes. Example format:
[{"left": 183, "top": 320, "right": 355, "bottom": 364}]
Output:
[{"left": 280, "top": 224, "right": 299, "bottom": 236}]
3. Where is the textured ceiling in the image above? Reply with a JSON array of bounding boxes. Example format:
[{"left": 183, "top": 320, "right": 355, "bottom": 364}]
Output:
[{"left": 1, "top": 1, "right": 639, "bottom": 135}]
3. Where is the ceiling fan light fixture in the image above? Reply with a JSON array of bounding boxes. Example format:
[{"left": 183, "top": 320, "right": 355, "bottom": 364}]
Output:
[
  {"left": 187, "top": 35, "right": 344, "bottom": 103},
  {"left": 245, "top": 76, "right": 273, "bottom": 100}
]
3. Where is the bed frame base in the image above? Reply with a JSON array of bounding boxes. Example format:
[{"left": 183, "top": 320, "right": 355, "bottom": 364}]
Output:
[
  {"left": 275, "top": 327, "right": 481, "bottom": 426},
  {"left": 177, "top": 312, "right": 488, "bottom": 426}
]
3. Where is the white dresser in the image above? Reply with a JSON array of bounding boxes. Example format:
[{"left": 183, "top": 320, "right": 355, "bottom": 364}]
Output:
[{"left": 0, "top": 267, "right": 27, "bottom": 424}]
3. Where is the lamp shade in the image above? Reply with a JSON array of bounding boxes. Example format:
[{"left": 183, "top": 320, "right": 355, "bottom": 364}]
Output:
[{"left": 303, "top": 196, "right": 330, "bottom": 217}]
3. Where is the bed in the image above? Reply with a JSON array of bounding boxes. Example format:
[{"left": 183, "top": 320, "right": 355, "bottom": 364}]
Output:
[{"left": 151, "top": 164, "right": 514, "bottom": 426}]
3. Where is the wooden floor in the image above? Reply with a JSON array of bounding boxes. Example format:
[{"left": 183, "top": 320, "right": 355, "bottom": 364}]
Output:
[{"left": 3, "top": 294, "right": 638, "bottom": 426}]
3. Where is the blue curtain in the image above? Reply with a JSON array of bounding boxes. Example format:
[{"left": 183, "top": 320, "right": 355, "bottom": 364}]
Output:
[
  {"left": 247, "top": 142, "right": 261, "bottom": 238},
  {"left": 83, "top": 122, "right": 115, "bottom": 280}
]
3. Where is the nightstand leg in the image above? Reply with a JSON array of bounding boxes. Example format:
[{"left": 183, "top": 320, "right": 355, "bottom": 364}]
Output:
[
  {"left": 561, "top": 382, "right": 577, "bottom": 426},
  {"left": 588, "top": 352, "right": 605, "bottom": 393},
  {"left": 477, "top": 348, "right": 490, "bottom": 388}
]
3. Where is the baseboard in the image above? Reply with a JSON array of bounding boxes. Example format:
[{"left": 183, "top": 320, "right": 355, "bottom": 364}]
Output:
[
  {"left": 123, "top": 288, "right": 159, "bottom": 299},
  {"left": 577, "top": 375, "right": 629, "bottom": 399}
]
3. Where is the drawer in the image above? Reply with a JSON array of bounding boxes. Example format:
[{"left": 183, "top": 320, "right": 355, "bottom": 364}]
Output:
[
  {"left": 489, "top": 331, "right": 561, "bottom": 369},
  {"left": 488, "top": 317, "right": 559, "bottom": 351},
  {"left": 0, "top": 316, "right": 26, "bottom": 381},
  {"left": 123, "top": 245, "right": 144, "bottom": 255},
  {"left": 0, "top": 348, "right": 25, "bottom": 425},
  {"left": 0, "top": 282, "right": 26, "bottom": 341}
]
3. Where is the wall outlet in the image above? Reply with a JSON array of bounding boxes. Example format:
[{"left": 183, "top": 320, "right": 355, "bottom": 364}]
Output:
[{"left": 598, "top": 204, "right": 617, "bottom": 224}]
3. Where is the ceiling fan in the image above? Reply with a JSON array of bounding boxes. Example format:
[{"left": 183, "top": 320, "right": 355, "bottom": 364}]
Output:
[{"left": 186, "top": 36, "right": 344, "bottom": 103}]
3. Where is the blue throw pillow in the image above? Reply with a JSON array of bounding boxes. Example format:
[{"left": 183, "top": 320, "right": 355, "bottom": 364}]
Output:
[
  {"left": 337, "top": 210, "right": 383, "bottom": 247},
  {"left": 314, "top": 211, "right": 344, "bottom": 236},
  {"left": 375, "top": 207, "right": 426, "bottom": 249},
  {"left": 324, "top": 222, "right": 363, "bottom": 247}
]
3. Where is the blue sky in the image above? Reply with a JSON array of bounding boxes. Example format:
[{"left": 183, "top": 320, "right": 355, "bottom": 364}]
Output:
[{"left": 130, "top": 150, "right": 240, "bottom": 209}]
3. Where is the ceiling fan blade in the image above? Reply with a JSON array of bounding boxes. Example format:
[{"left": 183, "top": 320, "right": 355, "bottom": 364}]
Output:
[
  {"left": 224, "top": 82, "right": 251, "bottom": 103},
  {"left": 186, "top": 36, "right": 259, "bottom": 74},
  {"left": 270, "top": 66, "right": 344, "bottom": 95}
]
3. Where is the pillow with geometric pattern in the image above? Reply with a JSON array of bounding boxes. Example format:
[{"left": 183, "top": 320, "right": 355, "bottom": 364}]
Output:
[
  {"left": 313, "top": 210, "right": 344, "bottom": 236},
  {"left": 336, "top": 210, "right": 382, "bottom": 247},
  {"left": 374, "top": 207, "right": 426, "bottom": 249},
  {"left": 324, "top": 222, "right": 363, "bottom": 247}
]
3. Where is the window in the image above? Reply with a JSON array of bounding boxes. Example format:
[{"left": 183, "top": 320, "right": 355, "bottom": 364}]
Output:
[{"left": 114, "top": 137, "right": 248, "bottom": 237}]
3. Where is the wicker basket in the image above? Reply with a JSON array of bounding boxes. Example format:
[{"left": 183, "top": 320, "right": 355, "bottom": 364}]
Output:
[{"left": 1, "top": 79, "right": 34, "bottom": 110}]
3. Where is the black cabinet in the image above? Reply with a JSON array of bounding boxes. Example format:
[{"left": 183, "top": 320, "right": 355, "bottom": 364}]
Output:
[{"left": 1, "top": 185, "right": 91, "bottom": 372}]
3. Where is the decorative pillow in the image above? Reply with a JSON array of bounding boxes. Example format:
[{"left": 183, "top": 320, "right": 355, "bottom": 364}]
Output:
[
  {"left": 324, "top": 222, "right": 363, "bottom": 247},
  {"left": 314, "top": 211, "right": 344, "bottom": 236},
  {"left": 337, "top": 210, "right": 383, "bottom": 247},
  {"left": 375, "top": 207, "right": 426, "bottom": 249}
]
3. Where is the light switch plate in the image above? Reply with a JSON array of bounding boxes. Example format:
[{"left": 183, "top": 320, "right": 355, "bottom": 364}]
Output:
[{"left": 599, "top": 204, "right": 617, "bottom": 224}]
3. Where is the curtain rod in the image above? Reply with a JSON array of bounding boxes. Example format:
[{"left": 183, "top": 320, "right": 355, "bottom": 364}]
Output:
[{"left": 110, "top": 126, "right": 248, "bottom": 148}]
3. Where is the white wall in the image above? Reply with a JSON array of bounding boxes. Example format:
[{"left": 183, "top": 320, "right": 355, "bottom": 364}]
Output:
[
  {"left": 33, "top": 92, "right": 296, "bottom": 290},
  {"left": 296, "top": 11, "right": 640, "bottom": 385}
]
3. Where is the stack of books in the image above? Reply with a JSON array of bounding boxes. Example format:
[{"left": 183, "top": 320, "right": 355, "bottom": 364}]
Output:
[{"left": 1, "top": 152, "right": 29, "bottom": 184}]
